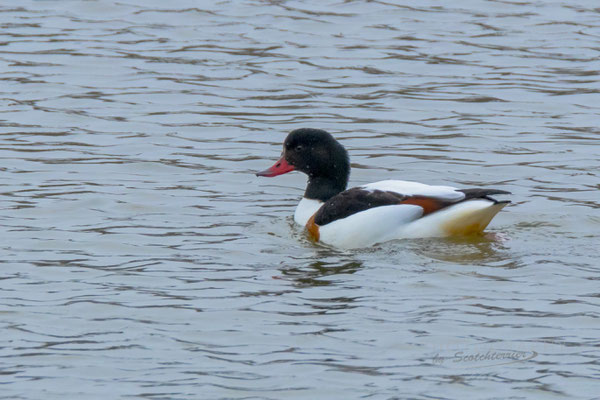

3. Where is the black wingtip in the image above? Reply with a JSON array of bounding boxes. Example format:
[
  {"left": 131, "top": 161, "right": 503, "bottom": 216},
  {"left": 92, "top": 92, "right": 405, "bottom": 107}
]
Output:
[
  {"left": 491, "top": 189, "right": 512, "bottom": 195},
  {"left": 459, "top": 188, "right": 511, "bottom": 198},
  {"left": 458, "top": 188, "right": 511, "bottom": 205}
]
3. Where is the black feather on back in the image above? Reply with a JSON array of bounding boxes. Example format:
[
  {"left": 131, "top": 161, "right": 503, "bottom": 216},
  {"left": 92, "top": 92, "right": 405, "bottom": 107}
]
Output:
[
  {"left": 314, "top": 188, "right": 407, "bottom": 226},
  {"left": 313, "top": 187, "right": 511, "bottom": 226}
]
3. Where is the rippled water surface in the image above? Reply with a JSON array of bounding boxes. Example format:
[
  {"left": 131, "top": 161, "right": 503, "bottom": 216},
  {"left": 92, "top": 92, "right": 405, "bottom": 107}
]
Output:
[{"left": 1, "top": 1, "right": 599, "bottom": 399}]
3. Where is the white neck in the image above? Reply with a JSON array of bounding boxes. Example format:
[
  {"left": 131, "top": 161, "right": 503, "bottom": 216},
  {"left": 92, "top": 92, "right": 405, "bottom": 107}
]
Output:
[{"left": 294, "top": 197, "right": 323, "bottom": 226}]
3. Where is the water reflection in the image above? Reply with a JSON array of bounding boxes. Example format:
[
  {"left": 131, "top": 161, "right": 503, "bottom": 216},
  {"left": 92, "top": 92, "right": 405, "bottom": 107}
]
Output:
[
  {"left": 414, "top": 234, "right": 518, "bottom": 267},
  {"left": 278, "top": 259, "right": 363, "bottom": 288}
]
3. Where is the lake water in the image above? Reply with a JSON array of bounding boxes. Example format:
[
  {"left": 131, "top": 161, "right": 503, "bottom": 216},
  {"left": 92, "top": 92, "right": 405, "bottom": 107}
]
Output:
[{"left": 1, "top": 1, "right": 599, "bottom": 399}]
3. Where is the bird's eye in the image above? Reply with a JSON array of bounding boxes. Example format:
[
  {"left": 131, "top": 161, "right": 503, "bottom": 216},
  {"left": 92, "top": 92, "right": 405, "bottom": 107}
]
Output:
[{"left": 295, "top": 145, "right": 303, "bottom": 151}]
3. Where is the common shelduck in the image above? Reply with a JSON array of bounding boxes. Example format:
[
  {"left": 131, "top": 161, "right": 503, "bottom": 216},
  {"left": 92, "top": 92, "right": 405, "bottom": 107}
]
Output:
[{"left": 257, "top": 128, "right": 510, "bottom": 248}]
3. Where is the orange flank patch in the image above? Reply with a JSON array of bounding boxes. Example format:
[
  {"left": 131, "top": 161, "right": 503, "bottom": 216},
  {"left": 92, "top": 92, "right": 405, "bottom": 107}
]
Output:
[
  {"left": 399, "top": 196, "right": 444, "bottom": 215},
  {"left": 305, "top": 214, "right": 320, "bottom": 242}
]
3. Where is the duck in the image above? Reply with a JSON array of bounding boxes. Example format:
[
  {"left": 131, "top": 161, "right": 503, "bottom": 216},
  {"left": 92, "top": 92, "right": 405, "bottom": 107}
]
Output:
[{"left": 257, "top": 128, "right": 510, "bottom": 249}]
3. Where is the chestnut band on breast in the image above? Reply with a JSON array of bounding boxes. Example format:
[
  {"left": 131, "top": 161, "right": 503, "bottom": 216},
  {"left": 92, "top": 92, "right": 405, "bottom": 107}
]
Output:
[{"left": 305, "top": 213, "right": 320, "bottom": 242}]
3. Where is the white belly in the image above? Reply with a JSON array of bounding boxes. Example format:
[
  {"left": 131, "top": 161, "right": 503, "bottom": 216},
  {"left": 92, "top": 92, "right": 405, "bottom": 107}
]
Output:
[{"left": 294, "top": 198, "right": 323, "bottom": 226}]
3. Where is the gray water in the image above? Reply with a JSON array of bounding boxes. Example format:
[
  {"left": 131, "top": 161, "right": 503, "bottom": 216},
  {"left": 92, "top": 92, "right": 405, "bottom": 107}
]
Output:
[{"left": 1, "top": 1, "right": 599, "bottom": 399}]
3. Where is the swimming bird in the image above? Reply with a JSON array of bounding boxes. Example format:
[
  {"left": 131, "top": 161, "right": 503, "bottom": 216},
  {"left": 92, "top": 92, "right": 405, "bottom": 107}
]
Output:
[{"left": 257, "top": 128, "right": 510, "bottom": 248}]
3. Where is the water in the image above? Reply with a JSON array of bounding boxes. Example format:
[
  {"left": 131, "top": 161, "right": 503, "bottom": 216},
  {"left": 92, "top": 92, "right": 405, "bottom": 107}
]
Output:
[{"left": 1, "top": 1, "right": 599, "bottom": 399}]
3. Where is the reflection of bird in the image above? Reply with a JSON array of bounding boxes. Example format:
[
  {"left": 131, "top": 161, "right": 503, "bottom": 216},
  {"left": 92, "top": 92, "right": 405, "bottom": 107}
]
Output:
[{"left": 257, "top": 128, "right": 510, "bottom": 249}]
